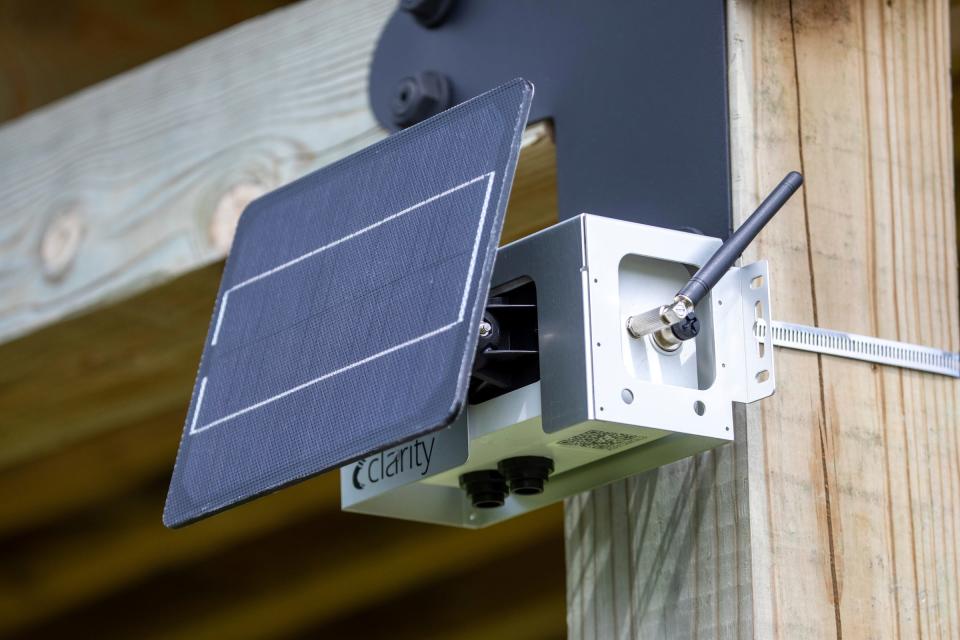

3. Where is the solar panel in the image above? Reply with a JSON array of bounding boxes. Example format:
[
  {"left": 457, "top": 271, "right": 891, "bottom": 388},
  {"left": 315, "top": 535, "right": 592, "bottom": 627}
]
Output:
[{"left": 164, "top": 79, "right": 534, "bottom": 527}]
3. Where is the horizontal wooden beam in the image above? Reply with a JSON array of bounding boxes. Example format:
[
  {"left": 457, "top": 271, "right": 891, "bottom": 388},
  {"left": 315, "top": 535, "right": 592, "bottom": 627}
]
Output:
[
  {"left": 0, "top": 0, "right": 557, "bottom": 349},
  {"left": 9, "top": 494, "right": 563, "bottom": 639},
  {"left": 0, "top": 466, "right": 337, "bottom": 634},
  {"left": 0, "top": 264, "right": 217, "bottom": 470},
  {"left": 0, "top": 406, "right": 182, "bottom": 536},
  {"left": 171, "top": 506, "right": 563, "bottom": 640},
  {"left": 0, "top": 0, "right": 393, "bottom": 344},
  {"left": 0, "top": 124, "right": 555, "bottom": 473},
  {"left": 293, "top": 534, "right": 566, "bottom": 640},
  {"left": 0, "top": 0, "right": 556, "bottom": 473}
]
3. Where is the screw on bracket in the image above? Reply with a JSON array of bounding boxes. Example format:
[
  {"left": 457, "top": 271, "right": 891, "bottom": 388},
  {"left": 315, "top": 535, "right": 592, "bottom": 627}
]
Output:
[
  {"left": 391, "top": 71, "right": 452, "bottom": 128},
  {"left": 399, "top": 0, "right": 455, "bottom": 28}
]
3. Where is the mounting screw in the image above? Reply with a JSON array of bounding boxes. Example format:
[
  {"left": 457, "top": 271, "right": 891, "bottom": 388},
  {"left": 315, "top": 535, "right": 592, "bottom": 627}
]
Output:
[
  {"left": 479, "top": 320, "right": 493, "bottom": 337},
  {"left": 399, "top": 0, "right": 455, "bottom": 28},
  {"left": 391, "top": 71, "right": 452, "bottom": 128}
]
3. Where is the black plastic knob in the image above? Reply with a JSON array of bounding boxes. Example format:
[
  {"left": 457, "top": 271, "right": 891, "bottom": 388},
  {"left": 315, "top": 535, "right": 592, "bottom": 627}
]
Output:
[{"left": 670, "top": 313, "right": 700, "bottom": 342}]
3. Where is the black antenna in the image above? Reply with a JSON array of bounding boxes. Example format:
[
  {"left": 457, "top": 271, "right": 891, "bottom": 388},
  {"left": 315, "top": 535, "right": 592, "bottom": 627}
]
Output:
[
  {"left": 626, "top": 172, "right": 803, "bottom": 339},
  {"left": 678, "top": 171, "right": 803, "bottom": 306}
]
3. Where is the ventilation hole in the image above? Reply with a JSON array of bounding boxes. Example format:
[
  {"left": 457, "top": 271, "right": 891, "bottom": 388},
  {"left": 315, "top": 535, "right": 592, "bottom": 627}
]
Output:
[
  {"left": 756, "top": 370, "right": 770, "bottom": 383},
  {"left": 693, "top": 400, "right": 706, "bottom": 416},
  {"left": 754, "top": 300, "right": 763, "bottom": 320},
  {"left": 750, "top": 275, "right": 764, "bottom": 289}
]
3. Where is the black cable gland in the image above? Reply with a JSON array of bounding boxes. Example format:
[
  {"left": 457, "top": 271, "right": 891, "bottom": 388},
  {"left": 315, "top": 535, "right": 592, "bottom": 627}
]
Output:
[
  {"left": 498, "top": 456, "right": 554, "bottom": 496},
  {"left": 459, "top": 469, "right": 508, "bottom": 508}
]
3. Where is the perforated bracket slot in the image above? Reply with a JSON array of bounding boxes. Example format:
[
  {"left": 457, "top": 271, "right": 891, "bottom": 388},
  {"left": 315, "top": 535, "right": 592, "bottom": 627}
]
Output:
[{"left": 730, "top": 261, "right": 775, "bottom": 403}]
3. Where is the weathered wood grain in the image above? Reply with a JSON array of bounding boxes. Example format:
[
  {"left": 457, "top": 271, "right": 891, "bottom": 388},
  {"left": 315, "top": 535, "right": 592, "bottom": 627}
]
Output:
[
  {"left": 164, "top": 506, "right": 562, "bottom": 640},
  {"left": 11, "top": 499, "right": 564, "bottom": 640},
  {"left": 0, "top": 0, "right": 393, "bottom": 344},
  {"left": 565, "top": 413, "right": 753, "bottom": 639},
  {"left": 282, "top": 537, "right": 565, "bottom": 640},
  {"left": 0, "top": 125, "right": 555, "bottom": 473},
  {"left": 0, "top": 444, "right": 563, "bottom": 638},
  {"left": 0, "top": 406, "right": 183, "bottom": 536},
  {"left": 565, "top": 1, "right": 960, "bottom": 638},
  {"left": 0, "top": 263, "right": 219, "bottom": 468},
  {"left": 0, "top": 0, "right": 556, "bottom": 473},
  {"left": 0, "top": 0, "right": 557, "bottom": 349},
  {"left": 0, "top": 465, "right": 337, "bottom": 634}
]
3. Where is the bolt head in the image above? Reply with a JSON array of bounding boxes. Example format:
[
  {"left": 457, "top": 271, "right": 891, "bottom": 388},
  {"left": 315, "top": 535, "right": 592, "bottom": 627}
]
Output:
[
  {"left": 399, "top": 0, "right": 455, "bottom": 28},
  {"left": 391, "top": 71, "right": 451, "bottom": 128}
]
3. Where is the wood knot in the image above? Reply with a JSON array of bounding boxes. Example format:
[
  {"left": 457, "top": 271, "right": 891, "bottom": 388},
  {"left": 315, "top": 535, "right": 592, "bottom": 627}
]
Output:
[
  {"left": 40, "top": 206, "right": 85, "bottom": 281},
  {"left": 210, "top": 183, "right": 266, "bottom": 253}
]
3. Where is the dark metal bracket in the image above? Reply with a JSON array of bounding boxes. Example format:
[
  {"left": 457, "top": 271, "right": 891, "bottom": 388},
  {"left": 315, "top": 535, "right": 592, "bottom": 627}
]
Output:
[{"left": 369, "top": 0, "right": 733, "bottom": 238}]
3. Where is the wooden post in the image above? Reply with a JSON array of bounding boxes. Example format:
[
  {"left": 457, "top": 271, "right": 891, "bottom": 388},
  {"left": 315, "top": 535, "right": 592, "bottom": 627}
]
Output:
[{"left": 565, "top": 1, "right": 960, "bottom": 638}]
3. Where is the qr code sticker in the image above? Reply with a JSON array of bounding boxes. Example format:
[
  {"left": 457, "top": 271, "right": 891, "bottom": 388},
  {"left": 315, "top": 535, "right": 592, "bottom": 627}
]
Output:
[{"left": 556, "top": 429, "right": 643, "bottom": 451}]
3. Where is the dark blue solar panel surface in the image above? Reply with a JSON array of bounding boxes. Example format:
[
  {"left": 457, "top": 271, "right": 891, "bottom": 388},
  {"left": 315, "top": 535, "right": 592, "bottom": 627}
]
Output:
[{"left": 164, "top": 79, "right": 533, "bottom": 527}]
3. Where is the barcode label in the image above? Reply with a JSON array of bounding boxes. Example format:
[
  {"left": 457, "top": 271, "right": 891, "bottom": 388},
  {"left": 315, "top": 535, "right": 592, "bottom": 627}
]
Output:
[{"left": 556, "top": 429, "right": 643, "bottom": 451}]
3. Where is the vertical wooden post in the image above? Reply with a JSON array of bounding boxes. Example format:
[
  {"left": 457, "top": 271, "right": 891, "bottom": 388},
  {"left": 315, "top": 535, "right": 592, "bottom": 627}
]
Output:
[{"left": 565, "top": 1, "right": 960, "bottom": 637}]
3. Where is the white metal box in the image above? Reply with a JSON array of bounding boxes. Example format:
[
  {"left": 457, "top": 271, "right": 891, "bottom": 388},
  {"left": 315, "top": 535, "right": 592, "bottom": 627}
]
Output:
[{"left": 341, "top": 214, "right": 774, "bottom": 527}]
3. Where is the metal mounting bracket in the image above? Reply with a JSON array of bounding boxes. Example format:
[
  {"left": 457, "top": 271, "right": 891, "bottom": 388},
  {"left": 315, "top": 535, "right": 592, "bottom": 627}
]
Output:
[{"left": 369, "top": 0, "right": 733, "bottom": 239}]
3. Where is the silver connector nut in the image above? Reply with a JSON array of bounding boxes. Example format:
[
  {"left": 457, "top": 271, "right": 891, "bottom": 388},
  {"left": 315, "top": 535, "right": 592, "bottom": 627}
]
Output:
[{"left": 626, "top": 295, "right": 694, "bottom": 339}]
